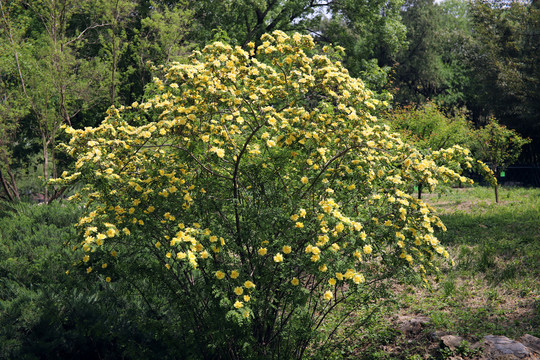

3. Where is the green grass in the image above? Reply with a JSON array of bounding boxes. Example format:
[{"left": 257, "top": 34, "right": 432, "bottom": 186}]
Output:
[
  {"left": 423, "top": 186, "right": 540, "bottom": 338},
  {"left": 325, "top": 186, "right": 540, "bottom": 359}
]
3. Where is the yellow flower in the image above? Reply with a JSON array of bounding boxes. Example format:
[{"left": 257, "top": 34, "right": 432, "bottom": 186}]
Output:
[
  {"left": 106, "top": 228, "right": 116, "bottom": 238},
  {"left": 215, "top": 270, "right": 226, "bottom": 279},
  {"left": 86, "top": 267, "right": 93, "bottom": 273},
  {"left": 234, "top": 287, "right": 244, "bottom": 295},
  {"left": 111, "top": 250, "right": 117, "bottom": 257},
  {"left": 273, "top": 253, "right": 283, "bottom": 262},
  {"left": 258, "top": 247, "right": 267, "bottom": 256},
  {"left": 363, "top": 245, "right": 373, "bottom": 255},
  {"left": 230, "top": 270, "right": 239, "bottom": 279},
  {"left": 243, "top": 295, "right": 251, "bottom": 302},
  {"left": 234, "top": 301, "right": 244, "bottom": 309},
  {"left": 155, "top": 242, "right": 161, "bottom": 248},
  {"left": 319, "top": 264, "right": 328, "bottom": 272},
  {"left": 105, "top": 277, "right": 111, "bottom": 283},
  {"left": 147, "top": 206, "right": 155, "bottom": 213},
  {"left": 353, "top": 273, "right": 365, "bottom": 284},
  {"left": 323, "top": 290, "right": 333, "bottom": 301},
  {"left": 329, "top": 278, "right": 336, "bottom": 286},
  {"left": 282, "top": 245, "right": 292, "bottom": 254},
  {"left": 295, "top": 222, "right": 304, "bottom": 228},
  {"left": 83, "top": 255, "right": 90, "bottom": 263},
  {"left": 102, "top": 263, "right": 108, "bottom": 269},
  {"left": 244, "top": 280, "right": 255, "bottom": 289},
  {"left": 211, "top": 147, "right": 225, "bottom": 158},
  {"left": 291, "top": 277, "right": 299, "bottom": 286},
  {"left": 301, "top": 176, "right": 308, "bottom": 184}
]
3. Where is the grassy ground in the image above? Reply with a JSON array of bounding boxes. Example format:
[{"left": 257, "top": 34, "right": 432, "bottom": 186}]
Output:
[{"left": 324, "top": 186, "right": 540, "bottom": 359}]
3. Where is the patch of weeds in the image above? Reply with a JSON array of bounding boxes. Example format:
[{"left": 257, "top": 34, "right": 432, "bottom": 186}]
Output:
[
  {"left": 477, "top": 244, "right": 497, "bottom": 273},
  {"left": 441, "top": 277, "right": 457, "bottom": 299},
  {"left": 437, "top": 340, "right": 482, "bottom": 360},
  {"left": 430, "top": 311, "right": 452, "bottom": 331}
]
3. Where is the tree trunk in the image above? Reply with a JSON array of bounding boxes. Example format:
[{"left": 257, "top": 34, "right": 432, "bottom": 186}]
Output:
[
  {"left": 417, "top": 182, "right": 423, "bottom": 200},
  {"left": 43, "top": 138, "right": 49, "bottom": 202},
  {"left": 494, "top": 183, "right": 499, "bottom": 203},
  {"left": 0, "top": 168, "right": 20, "bottom": 201}
]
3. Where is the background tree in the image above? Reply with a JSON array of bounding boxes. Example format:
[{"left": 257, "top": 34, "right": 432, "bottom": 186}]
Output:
[
  {"left": 313, "top": 0, "right": 407, "bottom": 88},
  {"left": 0, "top": 0, "right": 196, "bottom": 202},
  {"left": 466, "top": 0, "right": 539, "bottom": 155},
  {"left": 393, "top": 0, "right": 477, "bottom": 109},
  {"left": 384, "top": 102, "right": 478, "bottom": 198},
  {"left": 0, "top": 5, "right": 29, "bottom": 201},
  {"left": 393, "top": 0, "right": 444, "bottom": 104},
  {"left": 473, "top": 118, "right": 531, "bottom": 203}
]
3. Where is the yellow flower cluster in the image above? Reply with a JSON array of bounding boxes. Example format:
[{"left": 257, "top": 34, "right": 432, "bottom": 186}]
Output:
[{"left": 56, "top": 31, "right": 482, "bottom": 314}]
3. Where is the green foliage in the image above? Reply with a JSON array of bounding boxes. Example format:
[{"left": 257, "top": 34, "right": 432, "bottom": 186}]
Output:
[
  {"left": 383, "top": 102, "right": 495, "bottom": 199},
  {"left": 393, "top": 0, "right": 477, "bottom": 109},
  {"left": 0, "top": 201, "right": 216, "bottom": 359},
  {"left": 467, "top": 0, "right": 540, "bottom": 142},
  {"left": 473, "top": 118, "right": 530, "bottom": 202},
  {"left": 313, "top": 0, "right": 407, "bottom": 88},
  {"left": 385, "top": 102, "right": 473, "bottom": 151},
  {"left": 394, "top": 0, "right": 445, "bottom": 104},
  {"left": 0, "top": 0, "right": 197, "bottom": 203},
  {"left": 474, "top": 118, "right": 531, "bottom": 176}
]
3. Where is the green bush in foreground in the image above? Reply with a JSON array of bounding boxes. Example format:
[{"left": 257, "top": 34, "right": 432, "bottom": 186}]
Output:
[
  {"left": 0, "top": 202, "right": 191, "bottom": 359},
  {"left": 56, "top": 31, "right": 490, "bottom": 359}
]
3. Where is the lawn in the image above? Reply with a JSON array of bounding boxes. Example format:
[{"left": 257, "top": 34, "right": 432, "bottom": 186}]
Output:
[{"left": 321, "top": 186, "right": 540, "bottom": 359}]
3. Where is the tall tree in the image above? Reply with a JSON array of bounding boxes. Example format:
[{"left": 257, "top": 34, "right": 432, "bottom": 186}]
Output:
[
  {"left": 467, "top": 0, "right": 540, "bottom": 145},
  {"left": 393, "top": 0, "right": 443, "bottom": 104},
  {"left": 0, "top": 0, "right": 27, "bottom": 201}
]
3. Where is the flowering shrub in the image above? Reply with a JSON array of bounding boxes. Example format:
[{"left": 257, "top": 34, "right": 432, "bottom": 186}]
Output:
[{"left": 56, "top": 31, "right": 486, "bottom": 358}]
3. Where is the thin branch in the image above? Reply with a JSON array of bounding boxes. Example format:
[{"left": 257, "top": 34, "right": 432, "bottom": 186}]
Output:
[
  {"left": 142, "top": 143, "right": 234, "bottom": 180},
  {"left": 64, "top": 23, "right": 111, "bottom": 46},
  {"left": 0, "top": 0, "right": 28, "bottom": 98}
]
